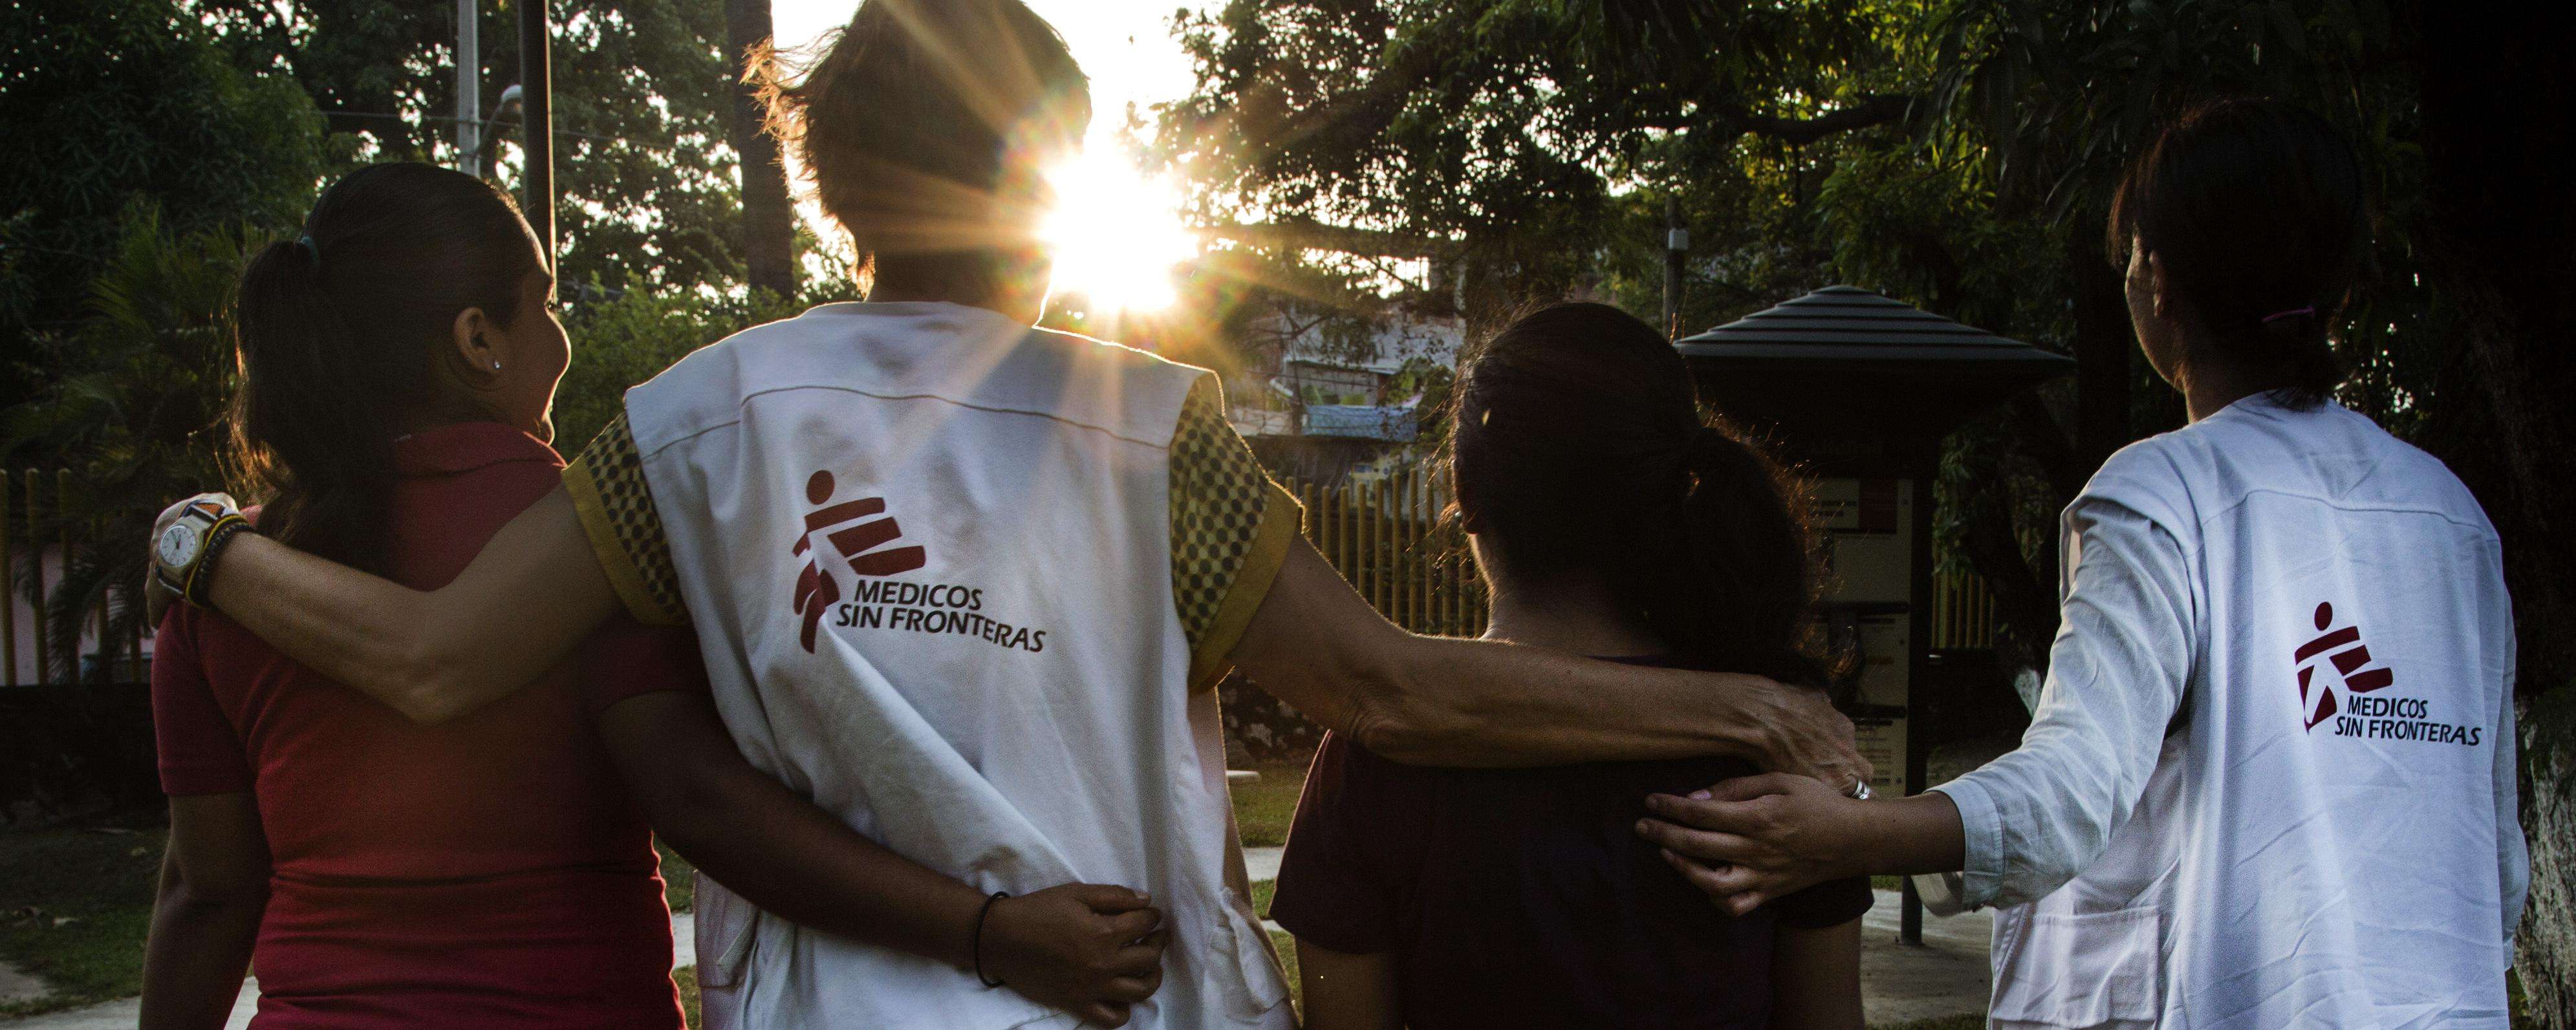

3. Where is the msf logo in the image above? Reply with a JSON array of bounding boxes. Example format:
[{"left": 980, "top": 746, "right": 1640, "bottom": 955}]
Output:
[
  {"left": 790, "top": 469, "right": 926, "bottom": 652},
  {"left": 2293, "top": 601, "right": 2394, "bottom": 733}
]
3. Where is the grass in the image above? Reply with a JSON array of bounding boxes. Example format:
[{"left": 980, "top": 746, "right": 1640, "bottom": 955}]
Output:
[
  {"left": 1229, "top": 753, "right": 1315, "bottom": 848},
  {"left": 675, "top": 963, "right": 701, "bottom": 1028},
  {"left": 0, "top": 812, "right": 166, "bottom": 1018},
  {"left": 1878, "top": 1018, "right": 1982, "bottom": 1030},
  {"left": 659, "top": 842, "right": 695, "bottom": 914}
]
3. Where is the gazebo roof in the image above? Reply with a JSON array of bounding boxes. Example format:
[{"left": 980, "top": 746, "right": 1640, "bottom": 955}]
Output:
[{"left": 1674, "top": 285, "right": 2074, "bottom": 445}]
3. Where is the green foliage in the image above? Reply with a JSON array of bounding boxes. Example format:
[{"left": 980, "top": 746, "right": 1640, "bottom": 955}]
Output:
[
  {"left": 189, "top": 0, "right": 753, "bottom": 297},
  {"left": 1164, "top": 0, "right": 2454, "bottom": 674},
  {"left": 551, "top": 281, "right": 850, "bottom": 456},
  {"left": 0, "top": 0, "right": 338, "bottom": 405},
  {"left": 3, "top": 204, "right": 265, "bottom": 678}
]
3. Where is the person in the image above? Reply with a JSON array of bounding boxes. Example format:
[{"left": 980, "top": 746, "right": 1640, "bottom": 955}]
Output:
[
  {"left": 144, "top": 2, "right": 1865, "bottom": 1027},
  {"left": 1636, "top": 98, "right": 2529, "bottom": 1029},
  {"left": 1270, "top": 303, "right": 1868, "bottom": 1030},
  {"left": 137, "top": 163, "right": 1168, "bottom": 1029}
]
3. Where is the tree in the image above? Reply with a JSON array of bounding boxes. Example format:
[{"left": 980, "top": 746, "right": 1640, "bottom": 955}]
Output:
[
  {"left": 0, "top": 0, "right": 336, "bottom": 409},
  {"left": 2409, "top": 3, "right": 2576, "bottom": 1020},
  {"left": 1, "top": 204, "right": 263, "bottom": 677},
  {"left": 193, "top": 0, "right": 754, "bottom": 296}
]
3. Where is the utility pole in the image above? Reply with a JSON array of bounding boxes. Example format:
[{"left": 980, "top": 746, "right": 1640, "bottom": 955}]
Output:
[
  {"left": 1663, "top": 195, "right": 1689, "bottom": 339},
  {"left": 520, "top": 0, "right": 554, "bottom": 273},
  {"left": 456, "top": 0, "right": 480, "bottom": 177}
]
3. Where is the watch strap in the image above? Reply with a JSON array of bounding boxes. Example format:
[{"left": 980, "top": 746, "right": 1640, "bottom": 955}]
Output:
[{"left": 182, "top": 513, "right": 252, "bottom": 606}]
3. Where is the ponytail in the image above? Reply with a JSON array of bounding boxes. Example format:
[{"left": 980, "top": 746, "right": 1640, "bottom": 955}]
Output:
[
  {"left": 1621, "top": 425, "right": 1829, "bottom": 683},
  {"left": 232, "top": 237, "right": 409, "bottom": 570},
  {"left": 1453, "top": 302, "right": 1835, "bottom": 683},
  {"left": 228, "top": 163, "right": 540, "bottom": 573}
]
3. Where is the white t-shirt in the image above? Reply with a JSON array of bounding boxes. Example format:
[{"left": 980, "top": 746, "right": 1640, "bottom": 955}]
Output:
[{"left": 1933, "top": 393, "right": 2526, "bottom": 1029}]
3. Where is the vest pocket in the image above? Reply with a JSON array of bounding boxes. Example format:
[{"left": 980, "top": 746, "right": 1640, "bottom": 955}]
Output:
[
  {"left": 1216, "top": 900, "right": 1291, "bottom": 1019},
  {"left": 1989, "top": 906, "right": 2162, "bottom": 1029},
  {"left": 693, "top": 870, "right": 761, "bottom": 990}
]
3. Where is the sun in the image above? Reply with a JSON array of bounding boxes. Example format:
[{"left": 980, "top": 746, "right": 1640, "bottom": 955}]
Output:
[{"left": 1041, "top": 147, "right": 1198, "bottom": 312}]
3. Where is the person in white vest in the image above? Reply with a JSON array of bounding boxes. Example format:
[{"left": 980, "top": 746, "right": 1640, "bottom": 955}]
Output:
[
  {"left": 143, "top": 1, "right": 1870, "bottom": 1027},
  {"left": 1634, "top": 98, "right": 2528, "bottom": 1029}
]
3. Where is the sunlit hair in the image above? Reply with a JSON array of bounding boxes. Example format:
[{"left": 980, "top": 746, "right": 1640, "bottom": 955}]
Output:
[{"left": 753, "top": 0, "right": 1090, "bottom": 294}]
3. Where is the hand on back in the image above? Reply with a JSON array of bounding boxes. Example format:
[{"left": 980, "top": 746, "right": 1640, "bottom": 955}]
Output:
[
  {"left": 981, "top": 883, "right": 1169, "bottom": 1027},
  {"left": 1633, "top": 772, "right": 1874, "bottom": 916}
]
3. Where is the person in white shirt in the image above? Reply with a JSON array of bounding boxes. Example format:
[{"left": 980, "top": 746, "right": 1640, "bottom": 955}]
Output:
[{"left": 1636, "top": 98, "right": 2529, "bottom": 1029}]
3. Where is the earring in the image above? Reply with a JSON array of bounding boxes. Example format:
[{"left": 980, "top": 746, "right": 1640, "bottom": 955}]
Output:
[{"left": 491, "top": 361, "right": 502, "bottom": 370}]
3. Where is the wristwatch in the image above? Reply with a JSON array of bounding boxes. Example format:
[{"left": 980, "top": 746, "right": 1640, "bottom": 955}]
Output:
[{"left": 154, "top": 495, "right": 251, "bottom": 606}]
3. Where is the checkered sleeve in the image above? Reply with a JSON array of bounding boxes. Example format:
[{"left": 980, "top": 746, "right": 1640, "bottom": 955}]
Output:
[
  {"left": 562, "top": 411, "right": 689, "bottom": 627},
  {"left": 1171, "top": 375, "right": 1303, "bottom": 691}
]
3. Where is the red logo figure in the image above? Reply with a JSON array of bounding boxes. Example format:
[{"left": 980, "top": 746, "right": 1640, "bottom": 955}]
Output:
[
  {"left": 2293, "top": 601, "right": 2394, "bottom": 732},
  {"left": 791, "top": 470, "right": 927, "bottom": 652}
]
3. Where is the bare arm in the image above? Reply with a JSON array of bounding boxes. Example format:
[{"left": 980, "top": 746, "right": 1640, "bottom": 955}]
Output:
[
  {"left": 594, "top": 691, "right": 1166, "bottom": 1026},
  {"left": 194, "top": 488, "right": 620, "bottom": 724},
  {"left": 1768, "top": 919, "right": 1863, "bottom": 1030},
  {"left": 1294, "top": 939, "right": 1402, "bottom": 1030},
  {"left": 140, "top": 795, "right": 270, "bottom": 1030},
  {"left": 1229, "top": 540, "right": 1864, "bottom": 780}
]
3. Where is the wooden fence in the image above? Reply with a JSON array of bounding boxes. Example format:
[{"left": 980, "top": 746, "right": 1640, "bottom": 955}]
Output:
[
  {"left": 1282, "top": 468, "right": 2000, "bottom": 650},
  {"left": 3, "top": 469, "right": 150, "bottom": 686},
  {"left": 1283, "top": 467, "right": 1489, "bottom": 638}
]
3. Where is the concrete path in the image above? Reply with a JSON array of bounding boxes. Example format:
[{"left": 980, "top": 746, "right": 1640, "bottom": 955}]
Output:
[
  {"left": 1, "top": 915, "right": 700, "bottom": 1029},
  {"left": 1859, "top": 889, "right": 1993, "bottom": 1027},
  {"left": 8, "top": 879, "right": 1993, "bottom": 1028},
  {"left": 1244, "top": 845, "right": 1284, "bottom": 885}
]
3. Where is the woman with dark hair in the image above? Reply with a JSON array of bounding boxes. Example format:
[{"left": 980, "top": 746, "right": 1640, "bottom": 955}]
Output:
[
  {"left": 1640, "top": 98, "right": 2527, "bottom": 1029},
  {"left": 137, "top": 162, "right": 1171, "bottom": 1029},
  {"left": 1272, "top": 302, "right": 1869, "bottom": 1030}
]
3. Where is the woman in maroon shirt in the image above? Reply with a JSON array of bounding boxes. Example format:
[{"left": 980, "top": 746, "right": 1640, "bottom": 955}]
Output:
[
  {"left": 138, "top": 163, "right": 1169, "bottom": 1028},
  {"left": 1270, "top": 304, "right": 1868, "bottom": 1029}
]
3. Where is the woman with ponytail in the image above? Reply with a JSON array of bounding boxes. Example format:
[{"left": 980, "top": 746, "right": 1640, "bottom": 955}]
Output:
[
  {"left": 1640, "top": 100, "right": 2527, "bottom": 1029},
  {"left": 1270, "top": 301, "right": 1868, "bottom": 1030},
  {"left": 139, "top": 164, "right": 1175, "bottom": 1029}
]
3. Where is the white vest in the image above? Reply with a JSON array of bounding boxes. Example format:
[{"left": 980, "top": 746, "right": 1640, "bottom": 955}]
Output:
[
  {"left": 1987, "top": 398, "right": 2520, "bottom": 1029},
  {"left": 623, "top": 302, "right": 1292, "bottom": 1029}
]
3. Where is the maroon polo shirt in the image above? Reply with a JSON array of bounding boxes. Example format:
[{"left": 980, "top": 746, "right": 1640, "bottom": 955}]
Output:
[{"left": 152, "top": 421, "right": 705, "bottom": 1029}]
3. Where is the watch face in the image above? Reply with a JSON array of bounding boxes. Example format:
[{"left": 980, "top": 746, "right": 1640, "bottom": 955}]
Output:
[{"left": 158, "top": 522, "right": 199, "bottom": 569}]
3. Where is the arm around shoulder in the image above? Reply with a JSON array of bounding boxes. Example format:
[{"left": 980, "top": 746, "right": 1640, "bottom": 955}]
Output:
[
  {"left": 1226, "top": 540, "right": 1863, "bottom": 778},
  {"left": 197, "top": 486, "right": 622, "bottom": 724}
]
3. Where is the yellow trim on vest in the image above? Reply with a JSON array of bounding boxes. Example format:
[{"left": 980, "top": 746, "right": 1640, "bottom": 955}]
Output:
[
  {"left": 1188, "top": 480, "right": 1303, "bottom": 692},
  {"left": 562, "top": 462, "right": 681, "bottom": 626}
]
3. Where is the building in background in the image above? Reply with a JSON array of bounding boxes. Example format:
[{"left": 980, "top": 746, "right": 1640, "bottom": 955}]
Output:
[{"left": 1227, "top": 308, "right": 1462, "bottom": 484}]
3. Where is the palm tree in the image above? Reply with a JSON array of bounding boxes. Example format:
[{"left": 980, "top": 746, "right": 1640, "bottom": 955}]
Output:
[{"left": 3, "top": 202, "right": 253, "bottom": 683}]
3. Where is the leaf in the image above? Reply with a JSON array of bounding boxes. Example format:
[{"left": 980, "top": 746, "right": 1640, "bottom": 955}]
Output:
[{"left": 2268, "top": 0, "right": 2308, "bottom": 55}]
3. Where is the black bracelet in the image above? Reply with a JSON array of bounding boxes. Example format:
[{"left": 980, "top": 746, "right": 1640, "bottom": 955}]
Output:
[
  {"left": 186, "top": 515, "right": 253, "bottom": 606},
  {"left": 972, "top": 891, "right": 1010, "bottom": 988}
]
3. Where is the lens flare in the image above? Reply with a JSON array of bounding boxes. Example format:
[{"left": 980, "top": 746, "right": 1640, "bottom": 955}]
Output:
[{"left": 1041, "top": 148, "right": 1196, "bottom": 311}]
